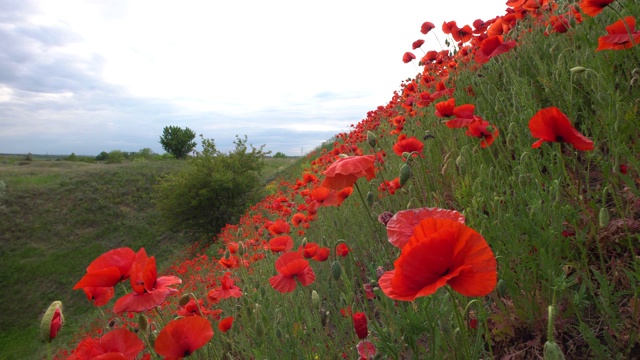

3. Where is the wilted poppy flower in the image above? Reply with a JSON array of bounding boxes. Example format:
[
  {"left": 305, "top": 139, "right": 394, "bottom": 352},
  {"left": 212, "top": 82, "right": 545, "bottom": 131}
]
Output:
[
  {"left": 113, "top": 256, "right": 182, "bottom": 313},
  {"left": 352, "top": 312, "right": 369, "bottom": 339},
  {"left": 465, "top": 117, "right": 499, "bottom": 148},
  {"left": 73, "top": 247, "right": 136, "bottom": 290},
  {"left": 386, "top": 207, "right": 465, "bottom": 249},
  {"left": 155, "top": 316, "right": 214, "bottom": 358},
  {"left": 474, "top": 35, "right": 517, "bottom": 65},
  {"left": 421, "top": 21, "right": 435, "bottom": 34},
  {"left": 321, "top": 155, "right": 376, "bottom": 190},
  {"left": 218, "top": 316, "right": 234, "bottom": 333},
  {"left": 269, "top": 251, "right": 316, "bottom": 293},
  {"left": 379, "top": 218, "right": 497, "bottom": 300},
  {"left": 579, "top": 0, "right": 616, "bottom": 17},
  {"left": 528, "top": 107, "right": 594, "bottom": 150},
  {"left": 596, "top": 16, "right": 640, "bottom": 51},
  {"left": 67, "top": 328, "right": 144, "bottom": 360},
  {"left": 269, "top": 235, "right": 294, "bottom": 253},
  {"left": 403, "top": 52, "right": 417, "bottom": 63}
]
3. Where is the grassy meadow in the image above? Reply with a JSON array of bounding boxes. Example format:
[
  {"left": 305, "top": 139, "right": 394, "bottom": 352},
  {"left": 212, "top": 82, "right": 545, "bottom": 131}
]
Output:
[{"left": 4, "top": 0, "right": 640, "bottom": 359}]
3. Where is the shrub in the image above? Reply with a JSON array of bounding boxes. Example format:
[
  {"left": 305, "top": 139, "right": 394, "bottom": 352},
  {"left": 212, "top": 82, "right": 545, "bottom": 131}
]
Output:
[{"left": 155, "top": 135, "right": 267, "bottom": 238}]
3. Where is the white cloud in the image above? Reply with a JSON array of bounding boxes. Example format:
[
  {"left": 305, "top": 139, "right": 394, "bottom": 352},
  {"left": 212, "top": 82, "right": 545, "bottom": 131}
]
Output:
[{"left": 0, "top": 0, "right": 508, "bottom": 156}]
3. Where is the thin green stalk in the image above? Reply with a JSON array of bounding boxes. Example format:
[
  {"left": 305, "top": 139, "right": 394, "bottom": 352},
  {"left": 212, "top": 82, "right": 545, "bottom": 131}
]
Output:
[{"left": 446, "top": 287, "right": 471, "bottom": 359}]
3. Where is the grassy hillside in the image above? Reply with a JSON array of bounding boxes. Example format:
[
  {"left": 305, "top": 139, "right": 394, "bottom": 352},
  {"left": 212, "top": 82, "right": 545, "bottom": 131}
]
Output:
[{"left": 8, "top": 0, "right": 640, "bottom": 359}]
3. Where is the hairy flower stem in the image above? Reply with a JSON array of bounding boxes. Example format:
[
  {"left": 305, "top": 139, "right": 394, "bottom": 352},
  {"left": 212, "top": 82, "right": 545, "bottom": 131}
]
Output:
[
  {"left": 446, "top": 287, "right": 471, "bottom": 359},
  {"left": 354, "top": 182, "right": 379, "bottom": 231}
]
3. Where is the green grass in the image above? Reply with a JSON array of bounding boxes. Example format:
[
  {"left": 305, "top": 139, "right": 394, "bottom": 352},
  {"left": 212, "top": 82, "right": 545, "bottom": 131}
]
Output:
[{"left": 5, "top": 1, "right": 640, "bottom": 359}]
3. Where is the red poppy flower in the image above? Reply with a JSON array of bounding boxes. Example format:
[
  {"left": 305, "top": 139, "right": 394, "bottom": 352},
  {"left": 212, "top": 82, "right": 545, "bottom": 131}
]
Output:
[
  {"left": 352, "top": 312, "right": 368, "bottom": 339},
  {"left": 435, "top": 98, "right": 455, "bottom": 118},
  {"left": 67, "top": 328, "right": 144, "bottom": 360},
  {"left": 321, "top": 155, "right": 376, "bottom": 190},
  {"left": 386, "top": 207, "right": 465, "bottom": 249},
  {"left": 379, "top": 218, "right": 497, "bottom": 300},
  {"left": 154, "top": 316, "right": 214, "bottom": 358},
  {"left": 207, "top": 272, "right": 243, "bottom": 303},
  {"left": 474, "top": 35, "right": 517, "bottom": 65},
  {"left": 269, "top": 235, "right": 294, "bottom": 253},
  {"left": 82, "top": 286, "right": 115, "bottom": 307},
  {"left": 269, "top": 251, "right": 316, "bottom": 293},
  {"left": 442, "top": 21, "right": 458, "bottom": 35},
  {"left": 392, "top": 136, "right": 424, "bottom": 158},
  {"left": 596, "top": 16, "right": 640, "bottom": 51},
  {"left": 267, "top": 219, "right": 291, "bottom": 235},
  {"left": 465, "top": 117, "right": 499, "bottom": 148},
  {"left": 312, "top": 247, "right": 330, "bottom": 262},
  {"left": 73, "top": 247, "right": 136, "bottom": 290},
  {"left": 402, "top": 52, "right": 416, "bottom": 63},
  {"left": 302, "top": 242, "right": 319, "bottom": 258},
  {"left": 444, "top": 104, "right": 476, "bottom": 128},
  {"left": 528, "top": 107, "right": 594, "bottom": 150},
  {"left": 357, "top": 340, "right": 377, "bottom": 359},
  {"left": 218, "top": 316, "right": 234, "bottom": 333},
  {"left": 421, "top": 21, "right": 435, "bottom": 34},
  {"left": 113, "top": 256, "right": 182, "bottom": 313},
  {"left": 336, "top": 243, "right": 350, "bottom": 257},
  {"left": 412, "top": 39, "right": 425, "bottom": 50},
  {"left": 579, "top": 0, "right": 615, "bottom": 17},
  {"left": 451, "top": 24, "right": 474, "bottom": 43}
]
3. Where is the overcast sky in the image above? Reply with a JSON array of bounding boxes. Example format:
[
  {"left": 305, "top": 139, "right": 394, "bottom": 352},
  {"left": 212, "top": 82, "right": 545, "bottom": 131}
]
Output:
[{"left": 0, "top": 0, "right": 507, "bottom": 156}]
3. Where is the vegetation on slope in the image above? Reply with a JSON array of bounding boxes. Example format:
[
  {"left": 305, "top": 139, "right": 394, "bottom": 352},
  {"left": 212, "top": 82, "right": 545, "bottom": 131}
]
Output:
[{"left": 18, "top": 0, "right": 640, "bottom": 359}]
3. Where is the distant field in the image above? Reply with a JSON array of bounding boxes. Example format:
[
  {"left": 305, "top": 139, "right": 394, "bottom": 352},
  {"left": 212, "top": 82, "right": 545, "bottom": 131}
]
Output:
[{"left": 0, "top": 155, "right": 298, "bottom": 359}]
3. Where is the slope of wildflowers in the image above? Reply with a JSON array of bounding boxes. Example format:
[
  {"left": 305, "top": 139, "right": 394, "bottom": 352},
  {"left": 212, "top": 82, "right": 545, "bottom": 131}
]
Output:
[{"left": 46, "top": 0, "right": 640, "bottom": 359}]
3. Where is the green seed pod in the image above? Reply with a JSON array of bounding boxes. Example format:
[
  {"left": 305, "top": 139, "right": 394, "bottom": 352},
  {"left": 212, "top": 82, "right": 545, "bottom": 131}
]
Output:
[
  {"left": 598, "top": 208, "right": 610, "bottom": 228},
  {"left": 367, "top": 131, "right": 378, "bottom": 148},
  {"left": 399, "top": 163, "right": 412, "bottom": 186},
  {"left": 543, "top": 340, "right": 566, "bottom": 360},
  {"left": 137, "top": 313, "right": 148, "bottom": 332},
  {"left": 331, "top": 260, "right": 342, "bottom": 281}
]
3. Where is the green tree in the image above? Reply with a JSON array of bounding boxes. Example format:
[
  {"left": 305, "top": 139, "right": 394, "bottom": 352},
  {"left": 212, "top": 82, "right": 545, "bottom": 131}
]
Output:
[
  {"left": 273, "top": 151, "right": 287, "bottom": 158},
  {"left": 159, "top": 126, "right": 197, "bottom": 159},
  {"left": 155, "top": 135, "right": 267, "bottom": 238}
]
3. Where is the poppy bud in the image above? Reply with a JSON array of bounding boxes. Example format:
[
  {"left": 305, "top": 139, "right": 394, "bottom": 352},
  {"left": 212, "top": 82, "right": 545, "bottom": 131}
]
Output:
[
  {"left": 367, "top": 131, "right": 378, "bottom": 148},
  {"left": 311, "top": 290, "right": 320, "bottom": 306},
  {"left": 331, "top": 260, "right": 342, "bottom": 280},
  {"left": 423, "top": 130, "right": 434, "bottom": 140},
  {"left": 507, "top": 134, "right": 516, "bottom": 147},
  {"left": 598, "top": 208, "right": 610, "bottom": 228},
  {"left": 149, "top": 330, "right": 158, "bottom": 346},
  {"left": 339, "top": 154, "right": 349, "bottom": 158},
  {"left": 223, "top": 249, "right": 231, "bottom": 259},
  {"left": 352, "top": 312, "right": 369, "bottom": 339},
  {"left": 543, "top": 340, "right": 566, "bottom": 360},
  {"left": 178, "top": 294, "right": 191, "bottom": 307},
  {"left": 138, "top": 313, "right": 148, "bottom": 332},
  {"left": 301, "top": 237, "right": 308, "bottom": 248},
  {"left": 399, "top": 164, "right": 412, "bottom": 186},
  {"left": 40, "top": 301, "right": 64, "bottom": 343},
  {"left": 569, "top": 66, "right": 586, "bottom": 74},
  {"left": 456, "top": 154, "right": 464, "bottom": 168},
  {"left": 366, "top": 191, "right": 374, "bottom": 207}
]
